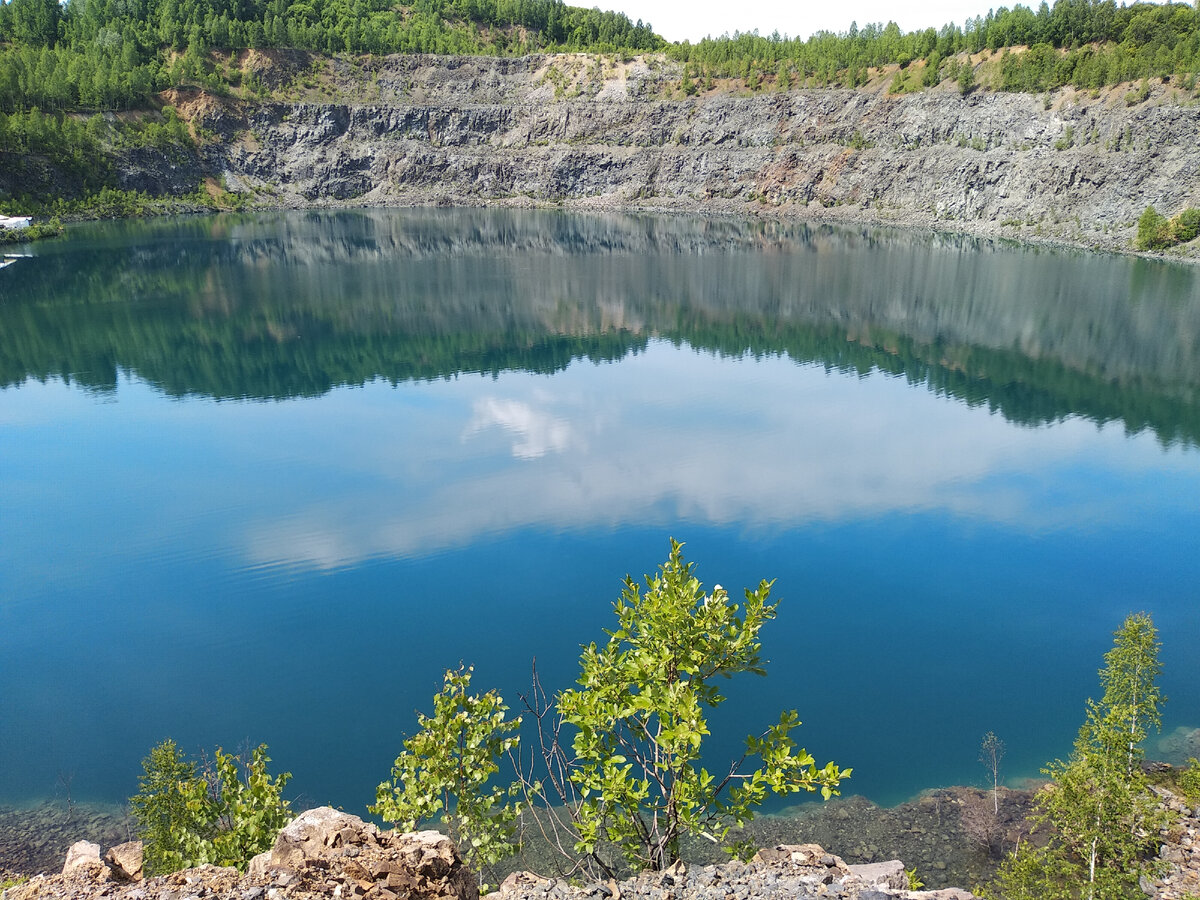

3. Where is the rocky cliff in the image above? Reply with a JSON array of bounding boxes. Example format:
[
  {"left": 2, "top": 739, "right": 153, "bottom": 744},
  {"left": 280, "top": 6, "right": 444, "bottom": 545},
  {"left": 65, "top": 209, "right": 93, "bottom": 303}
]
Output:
[{"left": 162, "top": 53, "right": 1200, "bottom": 255}]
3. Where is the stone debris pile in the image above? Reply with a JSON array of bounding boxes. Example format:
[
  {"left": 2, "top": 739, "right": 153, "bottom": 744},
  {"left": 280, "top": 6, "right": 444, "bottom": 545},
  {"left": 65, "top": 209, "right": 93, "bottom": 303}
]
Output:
[
  {"left": 495, "top": 843, "right": 975, "bottom": 900},
  {"left": 1144, "top": 787, "right": 1200, "bottom": 900}
]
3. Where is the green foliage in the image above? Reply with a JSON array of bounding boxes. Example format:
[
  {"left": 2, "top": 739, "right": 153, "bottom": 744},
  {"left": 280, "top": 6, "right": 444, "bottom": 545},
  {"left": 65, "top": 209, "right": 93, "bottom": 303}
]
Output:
[
  {"left": 1137, "top": 205, "right": 1200, "bottom": 250},
  {"left": 557, "top": 539, "right": 848, "bottom": 871},
  {"left": 995, "top": 613, "right": 1168, "bottom": 900},
  {"left": 371, "top": 666, "right": 522, "bottom": 885},
  {"left": 958, "top": 62, "right": 976, "bottom": 94},
  {"left": 129, "top": 739, "right": 198, "bottom": 875},
  {"left": 0, "top": 217, "right": 61, "bottom": 243},
  {"left": 1179, "top": 758, "right": 1200, "bottom": 805},
  {"left": 129, "top": 740, "right": 292, "bottom": 874},
  {"left": 847, "top": 129, "right": 871, "bottom": 149},
  {"left": 723, "top": 836, "right": 758, "bottom": 863},
  {"left": 177, "top": 745, "right": 293, "bottom": 870},
  {"left": 906, "top": 867, "right": 925, "bottom": 890},
  {"left": 1170, "top": 207, "right": 1200, "bottom": 244},
  {"left": 679, "top": 65, "right": 696, "bottom": 96},
  {"left": 1137, "top": 205, "right": 1172, "bottom": 250}
]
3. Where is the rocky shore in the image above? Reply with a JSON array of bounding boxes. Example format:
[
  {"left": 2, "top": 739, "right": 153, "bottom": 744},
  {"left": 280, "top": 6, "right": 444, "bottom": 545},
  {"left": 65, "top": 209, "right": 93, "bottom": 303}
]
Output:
[
  {"left": 4, "top": 785, "right": 1198, "bottom": 900},
  {"left": 0, "top": 788, "right": 1022, "bottom": 891},
  {"left": 2, "top": 807, "right": 977, "bottom": 900}
]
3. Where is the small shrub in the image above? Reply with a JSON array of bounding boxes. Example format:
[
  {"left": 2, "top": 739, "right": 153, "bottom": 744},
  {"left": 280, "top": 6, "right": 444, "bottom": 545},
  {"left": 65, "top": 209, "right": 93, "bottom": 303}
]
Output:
[
  {"left": 849, "top": 129, "right": 871, "bottom": 150},
  {"left": 1125, "top": 79, "right": 1151, "bottom": 106},
  {"left": 1170, "top": 207, "right": 1200, "bottom": 244},
  {"left": 1179, "top": 758, "right": 1200, "bottom": 804},
  {"left": 958, "top": 64, "right": 975, "bottom": 95},
  {"left": 130, "top": 741, "right": 291, "bottom": 874},
  {"left": 371, "top": 666, "right": 521, "bottom": 888},
  {"left": 130, "top": 739, "right": 197, "bottom": 875},
  {"left": 1136, "top": 205, "right": 1172, "bottom": 250}
]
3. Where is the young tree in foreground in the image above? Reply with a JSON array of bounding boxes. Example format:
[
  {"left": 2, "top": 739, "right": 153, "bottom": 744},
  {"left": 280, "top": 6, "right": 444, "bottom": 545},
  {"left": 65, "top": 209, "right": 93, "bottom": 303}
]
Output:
[
  {"left": 981, "top": 731, "right": 1005, "bottom": 814},
  {"left": 130, "top": 739, "right": 198, "bottom": 875},
  {"left": 387, "top": 541, "right": 848, "bottom": 878},
  {"left": 371, "top": 666, "right": 522, "bottom": 888},
  {"left": 556, "top": 539, "right": 848, "bottom": 871},
  {"left": 995, "top": 612, "right": 1168, "bottom": 900}
]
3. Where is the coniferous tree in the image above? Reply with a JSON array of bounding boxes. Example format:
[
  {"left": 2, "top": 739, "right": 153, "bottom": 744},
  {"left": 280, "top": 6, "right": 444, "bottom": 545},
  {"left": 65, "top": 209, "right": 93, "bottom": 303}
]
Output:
[{"left": 996, "top": 613, "right": 1168, "bottom": 900}]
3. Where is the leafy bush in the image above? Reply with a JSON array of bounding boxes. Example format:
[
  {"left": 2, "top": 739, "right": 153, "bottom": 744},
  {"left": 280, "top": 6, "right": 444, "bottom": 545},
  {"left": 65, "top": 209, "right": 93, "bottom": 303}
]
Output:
[
  {"left": 389, "top": 541, "right": 847, "bottom": 879},
  {"left": 371, "top": 666, "right": 522, "bottom": 888},
  {"left": 130, "top": 741, "right": 292, "bottom": 874}
]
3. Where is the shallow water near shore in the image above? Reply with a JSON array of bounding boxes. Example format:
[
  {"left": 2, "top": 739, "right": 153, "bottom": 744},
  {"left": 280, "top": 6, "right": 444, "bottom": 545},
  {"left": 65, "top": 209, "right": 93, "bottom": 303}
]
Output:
[{"left": 1, "top": 209, "right": 1199, "bottom": 850}]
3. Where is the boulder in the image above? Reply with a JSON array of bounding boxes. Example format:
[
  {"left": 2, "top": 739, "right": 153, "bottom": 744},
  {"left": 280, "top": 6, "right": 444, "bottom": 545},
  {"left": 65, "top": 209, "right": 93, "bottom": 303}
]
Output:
[
  {"left": 61, "top": 841, "right": 103, "bottom": 878},
  {"left": 250, "top": 808, "right": 477, "bottom": 900},
  {"left": 848, "top": 859, "right": 907, "bottom": 890},
  {"left": 103, "top": 842, "right": 144, "bottom": 882},
  {"left": 254, "top": 806, "right": 372, "bottom": 874}
]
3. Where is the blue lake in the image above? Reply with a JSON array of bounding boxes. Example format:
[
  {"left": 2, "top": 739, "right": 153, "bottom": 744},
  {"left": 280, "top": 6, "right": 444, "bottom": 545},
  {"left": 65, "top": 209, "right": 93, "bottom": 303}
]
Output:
[{"left": 0, "top": 209, "right": 1198, "bottom": 819}]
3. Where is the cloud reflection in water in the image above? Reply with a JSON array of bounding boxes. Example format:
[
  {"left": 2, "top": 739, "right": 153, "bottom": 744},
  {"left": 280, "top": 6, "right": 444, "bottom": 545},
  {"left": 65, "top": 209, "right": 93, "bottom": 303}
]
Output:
[{"left": 237, "top": 342, "right": 1192, "bottom": 572}]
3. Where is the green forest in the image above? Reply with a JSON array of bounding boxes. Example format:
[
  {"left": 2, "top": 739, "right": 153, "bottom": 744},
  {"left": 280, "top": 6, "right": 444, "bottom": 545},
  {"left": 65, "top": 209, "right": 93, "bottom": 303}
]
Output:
[
  {"left": 3, "top": 0, "right": 1200, "bottom": 211},
  {"left": 4, "top": 0, "right": 1200, "bottom": 116}
]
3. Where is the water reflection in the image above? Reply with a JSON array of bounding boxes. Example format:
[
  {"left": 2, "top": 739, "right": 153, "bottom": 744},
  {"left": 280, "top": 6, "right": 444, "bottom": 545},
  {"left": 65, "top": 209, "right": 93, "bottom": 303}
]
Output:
[{"left": 2, "top": 209, "right": 1199, "bottom": 444}]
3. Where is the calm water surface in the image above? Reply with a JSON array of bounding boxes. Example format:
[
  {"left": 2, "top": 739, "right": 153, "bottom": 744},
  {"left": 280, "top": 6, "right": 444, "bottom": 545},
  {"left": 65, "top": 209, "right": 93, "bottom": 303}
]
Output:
[{"left": 1, "top": 209, "right": 1198, "bottom": 818}]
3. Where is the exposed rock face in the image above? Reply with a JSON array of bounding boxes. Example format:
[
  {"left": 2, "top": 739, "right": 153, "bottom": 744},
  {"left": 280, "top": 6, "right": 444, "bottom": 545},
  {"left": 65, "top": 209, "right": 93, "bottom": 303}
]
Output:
[{"left": 173, "top": 54, "right": 1200, "bottom": 254}]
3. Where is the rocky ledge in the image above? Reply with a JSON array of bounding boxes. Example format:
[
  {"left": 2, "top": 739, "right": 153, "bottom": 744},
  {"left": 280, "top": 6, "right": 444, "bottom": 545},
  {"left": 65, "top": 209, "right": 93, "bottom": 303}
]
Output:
[{"left": 4, "top": 808, "right": 974, "bottom": 900}]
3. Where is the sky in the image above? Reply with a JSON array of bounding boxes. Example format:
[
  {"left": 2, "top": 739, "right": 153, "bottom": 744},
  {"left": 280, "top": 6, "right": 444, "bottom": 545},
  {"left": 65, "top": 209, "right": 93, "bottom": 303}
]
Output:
[{"left": 605, "top": 0, "right": 1012, "bottom": 43}]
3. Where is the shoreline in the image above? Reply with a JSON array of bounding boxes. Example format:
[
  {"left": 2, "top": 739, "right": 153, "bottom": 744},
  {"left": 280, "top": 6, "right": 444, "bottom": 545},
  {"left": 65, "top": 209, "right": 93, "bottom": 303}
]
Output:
[
  {"left": 0, "top": 784, "right": 1035, "bottom": 891},
  {"left": 29, "top": 193, "right": 1200, "bottom": 269}
]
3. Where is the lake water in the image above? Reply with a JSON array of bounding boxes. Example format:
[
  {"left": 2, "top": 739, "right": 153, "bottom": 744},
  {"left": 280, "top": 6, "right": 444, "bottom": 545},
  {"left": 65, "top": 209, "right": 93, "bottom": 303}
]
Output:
[{"left": 1, "top": 209, "right": 1198, "bottom": 822}]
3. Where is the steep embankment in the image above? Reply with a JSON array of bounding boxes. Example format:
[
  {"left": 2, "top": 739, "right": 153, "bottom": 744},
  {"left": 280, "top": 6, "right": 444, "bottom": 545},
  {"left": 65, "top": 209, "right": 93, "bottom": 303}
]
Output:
[{"left": 165, "top": 53, "right": 1200, "bottom": 254}]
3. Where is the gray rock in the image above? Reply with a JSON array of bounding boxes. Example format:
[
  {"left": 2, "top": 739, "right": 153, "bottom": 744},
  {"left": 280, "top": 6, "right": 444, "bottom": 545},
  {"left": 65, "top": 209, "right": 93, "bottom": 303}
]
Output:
[
  {"left": 847, "top": 860, "right": 906, "bottom": 889},
  {"left": 166, "top": 56, "right": 1200, "bottom": 258}
]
